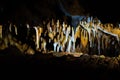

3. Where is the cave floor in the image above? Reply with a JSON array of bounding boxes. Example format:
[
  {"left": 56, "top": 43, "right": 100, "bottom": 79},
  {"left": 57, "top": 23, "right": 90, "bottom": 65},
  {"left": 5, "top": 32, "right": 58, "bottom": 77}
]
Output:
[{"left": 0, "top": 46, "right": 120, "bottom": 79}]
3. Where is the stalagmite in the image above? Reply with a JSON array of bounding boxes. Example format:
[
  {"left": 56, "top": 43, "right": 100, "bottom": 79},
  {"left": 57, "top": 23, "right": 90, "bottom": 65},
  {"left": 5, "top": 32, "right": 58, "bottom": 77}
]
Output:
[
  {"left": 14, "top": 25, "right": 18, "bottom": 35},
  {"left": 65, "top": 25, "right": 71, "bottom": 52},
  {"left": 33, "top": 27, "right": 43, "bottom": 50},
  {"left": 34, "top": 27, "right": 39, "bottom": 49},
  {"left": 53, "top": 33, "right": 59, "bottom": 52},
  {"left": 0, "top": 25, "right": 2, "bottom": 39},
  {"left": 62, "top": 22, "right": 67, "bottom": 34},
  {"left": 41, "top": 37, "right": 47, "bottom": 53},
  {"left": 56, "top": 34, "right": 60, "bottom": 52},
  {"left": 66, "top": 26, "right": 75, "bottom": 52},
  {"left": 97, "top": 31, "right": 101, "bottom": 55},
  {"left": 9, "top": 23, "right": 12, "bottom": 33},
  {"left": 1, "top": 17, "right": 120, "bottom": 56},
  {"left": 57, "top": 43, "right": 60, "bottom": 52},
  {"left": 56, "top": 19, "right": 60, "bottom": 32},
  {"left": 53, "top": 39, "right": 58, "bottom": 52},
  {"left": 26, "top": 24, "right": 30, "bottom": 37}
]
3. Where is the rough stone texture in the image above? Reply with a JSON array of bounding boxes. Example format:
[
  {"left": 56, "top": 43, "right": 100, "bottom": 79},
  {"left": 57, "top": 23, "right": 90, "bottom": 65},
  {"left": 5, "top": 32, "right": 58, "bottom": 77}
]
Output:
[{"left": 0, "top": 45, "right": 120, "bottom": 79}]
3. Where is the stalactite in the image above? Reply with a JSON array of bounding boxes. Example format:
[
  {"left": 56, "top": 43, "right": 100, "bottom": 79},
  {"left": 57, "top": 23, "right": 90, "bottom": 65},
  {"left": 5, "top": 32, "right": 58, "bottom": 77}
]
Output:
[
  {"left": 86, "top": 27, "right": 92, "bottom": 47},
  {"left": 81, "top": 29, "right": 88, "bottom": 48},
  {"left": 71, "top": 27, "right": 75, "bottom": 52}
]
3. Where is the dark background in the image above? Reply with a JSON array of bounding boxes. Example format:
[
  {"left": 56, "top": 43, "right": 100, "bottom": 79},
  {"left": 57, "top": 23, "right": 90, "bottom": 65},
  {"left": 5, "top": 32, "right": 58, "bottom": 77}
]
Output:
[{"left": 0, "top": 0, "right": 119, "bottom": 24}]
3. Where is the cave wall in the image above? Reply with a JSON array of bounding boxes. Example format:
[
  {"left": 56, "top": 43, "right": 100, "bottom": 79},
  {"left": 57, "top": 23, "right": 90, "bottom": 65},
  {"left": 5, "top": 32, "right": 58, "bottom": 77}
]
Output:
[{"left": 0, "top": 0, "right": 120, "bottom": 24}]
